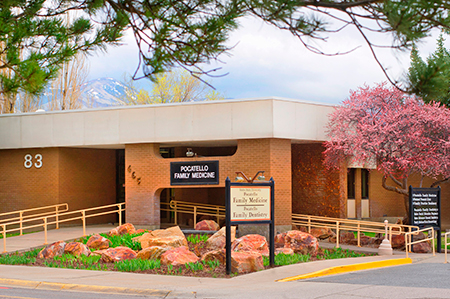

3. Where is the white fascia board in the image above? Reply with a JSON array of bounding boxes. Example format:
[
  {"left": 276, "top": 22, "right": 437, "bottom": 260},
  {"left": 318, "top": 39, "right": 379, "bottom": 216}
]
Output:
[{"left": 0, "top": 98, "right": 337, "bottom": 149}]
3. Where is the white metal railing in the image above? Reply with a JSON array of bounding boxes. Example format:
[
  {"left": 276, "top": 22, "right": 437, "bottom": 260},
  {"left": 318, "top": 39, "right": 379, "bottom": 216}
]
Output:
[
  {"left": 405, "top": 227, "right": 435, "bottom": 258},
  {"left": 160, "top": 200, "right": 225, "bottom": 227},
  {"left": 292, "top": 213, "right": 419, "bottom": 248},
  {"left": 0, "top": 203, "right": 69, "bottom": 235},
  {"left": 1, "top": 203, "right": 125, "bottom": 253}
]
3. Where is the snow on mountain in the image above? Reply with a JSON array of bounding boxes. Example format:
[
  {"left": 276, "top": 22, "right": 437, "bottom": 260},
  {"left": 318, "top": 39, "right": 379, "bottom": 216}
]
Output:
[{"left": 80, "top": 77, "right": 127, "bottom": 108}]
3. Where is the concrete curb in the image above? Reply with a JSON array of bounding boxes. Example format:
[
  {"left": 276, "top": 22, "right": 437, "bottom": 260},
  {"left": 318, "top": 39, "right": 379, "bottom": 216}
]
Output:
[
  {"left": 277, "top": 258, "right": 412, "bottom": 282},
  {"left": 0, "top": 278, "right": 171, "bottom": 297}
]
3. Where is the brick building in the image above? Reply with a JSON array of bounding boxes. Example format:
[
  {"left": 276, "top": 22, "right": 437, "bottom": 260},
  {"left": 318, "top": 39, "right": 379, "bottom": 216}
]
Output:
[{"left": 0, "top": 98, "right": 448, "bottom": 231}]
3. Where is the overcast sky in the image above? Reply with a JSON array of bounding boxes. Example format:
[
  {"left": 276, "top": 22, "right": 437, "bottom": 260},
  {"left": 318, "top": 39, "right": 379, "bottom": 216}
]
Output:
[{"left": 86, "top": 16, "right": 446, "bottom": 105}]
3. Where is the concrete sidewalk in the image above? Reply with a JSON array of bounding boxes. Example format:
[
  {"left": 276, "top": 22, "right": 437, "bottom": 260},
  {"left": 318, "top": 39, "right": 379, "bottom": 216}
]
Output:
[{"left": 0, "top": 225, "right": 443, "bottom": 298}]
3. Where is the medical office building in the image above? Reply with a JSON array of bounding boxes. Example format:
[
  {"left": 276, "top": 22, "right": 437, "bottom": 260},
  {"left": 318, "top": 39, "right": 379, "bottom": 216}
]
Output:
[{"left": 0, "top": 98, "right": 449, "bottom": 231}]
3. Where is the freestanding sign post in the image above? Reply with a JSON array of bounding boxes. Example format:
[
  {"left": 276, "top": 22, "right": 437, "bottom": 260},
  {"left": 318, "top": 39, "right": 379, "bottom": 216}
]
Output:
[
  {"left": 225, "top": 177, "right": 275, "bottom": 274},
  {"left": 409, "top": 186, "right": 441, "bottom": 252}
]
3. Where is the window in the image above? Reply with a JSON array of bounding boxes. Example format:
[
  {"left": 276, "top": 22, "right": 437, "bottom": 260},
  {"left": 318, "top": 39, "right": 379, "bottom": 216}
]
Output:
[
  {"left": 347, "top": 168, "right": 356, "bottom": 199},
  {"left": 361, "top": 169, "right": 369, "bottom": 199}
]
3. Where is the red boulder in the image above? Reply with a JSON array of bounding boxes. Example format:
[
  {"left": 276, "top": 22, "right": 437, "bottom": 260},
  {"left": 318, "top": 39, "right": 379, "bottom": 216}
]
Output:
[
  {"left": 195, "top": 220, "right": 220, "bottom": 231},
  {"left": 86, "top": 234, "right": 111, "bottom": 250},
  {"left": 231, "top": 251, "right": 264, "bottom": 274},
  {"left": 64, "top": 242, "right": 91, "bottom": 256},
  {"left": 37, "top": 241, "right": 66, "bottom": 259},
  {"left": 160, "top": 246, "right": 200, "bottom": 266},
  {"left": 284, "top": 230, "right": 319, "bottom": 256},
  {"left": 109, "top": 223, "right": 137, "bottom": 236},
  {"left": 101, "top": 246, "right": 137, "bottom": 262},
  {"left": 231, "top": 234, "right": 269, "bottom": 257}
]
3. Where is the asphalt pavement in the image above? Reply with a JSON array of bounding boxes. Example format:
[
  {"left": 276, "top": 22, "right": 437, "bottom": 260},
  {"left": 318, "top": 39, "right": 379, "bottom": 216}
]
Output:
[{"left": 0, "top": 225, "right": 448, "bottom": 299}]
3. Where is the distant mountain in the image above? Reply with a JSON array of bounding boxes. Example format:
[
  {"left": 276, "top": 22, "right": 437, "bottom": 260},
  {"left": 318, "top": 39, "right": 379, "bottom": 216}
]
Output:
[{"left": 80, "top": 77, "right": 127, "bottom": 108}]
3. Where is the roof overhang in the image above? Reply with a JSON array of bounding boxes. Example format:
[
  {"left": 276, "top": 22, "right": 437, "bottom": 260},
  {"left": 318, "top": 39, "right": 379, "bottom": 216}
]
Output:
[{"left": 0, "top": 97, "right": 335, "bottom": 149}]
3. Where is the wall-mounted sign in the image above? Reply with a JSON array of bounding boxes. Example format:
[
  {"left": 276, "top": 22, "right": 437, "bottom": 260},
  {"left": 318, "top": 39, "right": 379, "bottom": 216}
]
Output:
[
  {"left": 230, "top": 186, "right": 271, "bottom": 221},
  {"left": 409, "top": 186, "right": 441, "bottom": 228},
  {"left": 170, "top": 161, "right": 219, "bottom": 185}
]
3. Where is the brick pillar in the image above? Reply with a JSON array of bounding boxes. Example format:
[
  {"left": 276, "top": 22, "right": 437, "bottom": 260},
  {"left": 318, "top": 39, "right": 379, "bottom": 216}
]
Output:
[{"left": 125, "top": 143, "right": 164, "bottom": 229}]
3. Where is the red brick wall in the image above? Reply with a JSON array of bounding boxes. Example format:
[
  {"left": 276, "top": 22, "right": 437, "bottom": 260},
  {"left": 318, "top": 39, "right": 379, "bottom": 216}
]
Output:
[
  {"left": 58, "top": 148, "right": 116, "bottom": 224},
  {"left": 291, "top": 143, "right": 344, "bottom": 218},
  {"left": 0, "top": 148, "right": 116, "bottom": 224},
  {"left": 0, "top": 148, "right": 60, "bottom": 216},
  {"left": 125, "top": 138, "right": 292, "bottom": 228}
]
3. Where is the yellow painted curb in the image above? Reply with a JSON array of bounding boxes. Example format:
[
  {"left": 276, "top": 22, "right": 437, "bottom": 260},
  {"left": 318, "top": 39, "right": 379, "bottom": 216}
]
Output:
[
  {"left": 277, "top": 258, "right": 412, "bottom": 282},
  {"left": 0, "top": 278, "right": 170, "bottom": 297}
]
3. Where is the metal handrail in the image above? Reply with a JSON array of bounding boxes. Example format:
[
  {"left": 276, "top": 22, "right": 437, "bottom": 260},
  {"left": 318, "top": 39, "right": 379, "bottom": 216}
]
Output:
[
  {"left": 405, "top": 227, "right": 435, "bottom": 258},
  {"left": 444, "top": 232, "right": 450, "bottom": 263},
  {"left": 1, "top": 202, "right": 125, "bottom": 253},
  {"left": 161, "top": 200, "right": 225, "bottom": 227},
  {"left": 0, "top": 203, "right": 69, "bottom": 235},
  {"left": 292, "top": 213, "right": 419, "bottom": 248}
]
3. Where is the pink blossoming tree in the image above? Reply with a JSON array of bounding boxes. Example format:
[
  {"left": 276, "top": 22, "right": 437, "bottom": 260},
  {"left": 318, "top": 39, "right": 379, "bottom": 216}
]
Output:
[{"left": 324, "top": 82, "right": 450, "bottom": 220}]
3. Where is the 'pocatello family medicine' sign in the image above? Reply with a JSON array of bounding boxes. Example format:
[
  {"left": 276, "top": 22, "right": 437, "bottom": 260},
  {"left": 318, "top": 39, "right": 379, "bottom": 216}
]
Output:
[{"left": 230, "top": 186, "right": 271, "bottom": 221}]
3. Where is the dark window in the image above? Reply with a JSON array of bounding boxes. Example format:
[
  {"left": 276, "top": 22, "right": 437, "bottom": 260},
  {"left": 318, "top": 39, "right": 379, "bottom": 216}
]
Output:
[
  {"left": 361, "top": 169, "right": 369, "bottom": 199},
  {"left": 347, "top": 168, "right": 356, "bottom": 199}
]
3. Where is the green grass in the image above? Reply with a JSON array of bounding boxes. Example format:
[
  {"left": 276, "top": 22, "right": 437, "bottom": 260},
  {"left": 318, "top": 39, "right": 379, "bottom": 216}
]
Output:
[
  {"left": 318, "top": 247, "right": 367, "bottom": 260},
  {"left": 186, "top": 234, "right": 209, "bottom": 244},
  {"left": 0, "top": 247, "right": 41, "bottom": 265},
  {"left": 352, "top": 231, "right": 377, "bottom": 238},
  {"left": 263, "top": 253, "right": 311, "bottom": 267},
  {"left": 78, "top": 232, "right": 145, "bottom": 251},
  {"left": 263, "top": 248, "right": 367, "bottom": 267},
  {"left": 114, "top": 258, "right": 161, "bottom": 272}
]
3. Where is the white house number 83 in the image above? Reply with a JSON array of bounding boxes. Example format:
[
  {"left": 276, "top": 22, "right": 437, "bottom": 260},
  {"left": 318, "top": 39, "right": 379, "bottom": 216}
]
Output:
[{"left": 24, "top": 154, "right": 43, "bottom": 169}]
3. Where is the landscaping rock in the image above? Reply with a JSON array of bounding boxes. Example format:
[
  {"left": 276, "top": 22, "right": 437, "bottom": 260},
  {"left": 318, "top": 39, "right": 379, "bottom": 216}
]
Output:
[
  {"left": 231, "top": 234, "right": 269, "bottom": 257},
  {"left": 137, "top": 246, "right": 171, "bottom": 260},
  {"left": 390, "top": 234, "right": 405, "bottom": 249},
  {"left": 160, "top": 246, "right": 199, "bottom": 266},
  {"left": 101, "top": 246, "right": 137, "bottom": 262},
  {"left": 90, "top": 249, "right": 108, "bottom": 257},
  {"left": 412, "top": 242, "right": 432, "bottom": 253},
  {"left": 340, "top": 232, "right": 355, "bottom": 244},
  {"left": 86, "top": 234, "right": 111, "bottom": 250},
  {"left": 348, "top": 235, "right": 373, "bottom": 246},
  {"left": 231, "top": 251, "right": 264, "bottom": 274},
  {"left": 284, "top": 230, "right": 319, "bottom": 256},
  {"left": 274, "top": 232, "right": 286, "bottom": 248},
  {"left": 310, "top": 228, "right": 335, "bottom": 240},
  {"left": 275, "top": 247, "right": 294, "bottom": 255},
  {"left": 206, "top": 226, "right": 236, "bottom": 250},
  {"left": 109, "top": 223, "right": 137, "bottom": 236},
  {"left": 37, "top": 241, "right": 66, "bottom": 259},
  {"left": 195, "top": 220, "right": 220, "bottom": 231},
  {"left": 136, "top": 226, "right": 188, "bottom": 249},
  {"left": 201, "top": 249, "right": 226, "bottom": 264},
  {"left": 64, "top": 242, "right": 91, "bottom": 256}
]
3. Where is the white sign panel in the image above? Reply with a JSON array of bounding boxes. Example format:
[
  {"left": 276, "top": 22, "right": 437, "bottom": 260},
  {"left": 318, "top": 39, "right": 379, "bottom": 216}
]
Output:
[{"left": 230, "top": 186, "right": 271, "bottom": 221}]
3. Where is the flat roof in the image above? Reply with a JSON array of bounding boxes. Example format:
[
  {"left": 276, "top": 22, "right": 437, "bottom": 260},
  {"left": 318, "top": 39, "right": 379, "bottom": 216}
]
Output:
[{"left": 0, "top": 97, "right": 335, "bottom": 149}]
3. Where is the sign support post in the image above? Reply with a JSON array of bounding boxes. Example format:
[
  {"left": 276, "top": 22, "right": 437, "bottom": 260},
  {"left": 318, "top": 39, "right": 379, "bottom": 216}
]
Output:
[{"left": 225, "top": 176, "right": 275, "bottom": 275}]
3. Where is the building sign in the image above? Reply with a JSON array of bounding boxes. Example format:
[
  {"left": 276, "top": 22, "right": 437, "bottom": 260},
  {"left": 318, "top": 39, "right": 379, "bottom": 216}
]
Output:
[
  {"left": 170, "top": 161, "right": 219, "bottom": 185},
  {"left": 230, "top": 186, "right": 271, "bottom": 221},
  {"left": 409, "top": 186, "right": 441, "bottom": 228},
  {"left": 225, "top": 177, "right": 275, "bottom": 274}
]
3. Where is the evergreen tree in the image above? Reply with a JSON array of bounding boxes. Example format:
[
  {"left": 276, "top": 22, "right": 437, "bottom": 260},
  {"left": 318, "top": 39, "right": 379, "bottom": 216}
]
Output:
[
  {"left": 407, "top": 34, "right": 450, "bottom": 105},
  {"left": 4, "top": 0, "right": 450, "bottom": 100}
]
